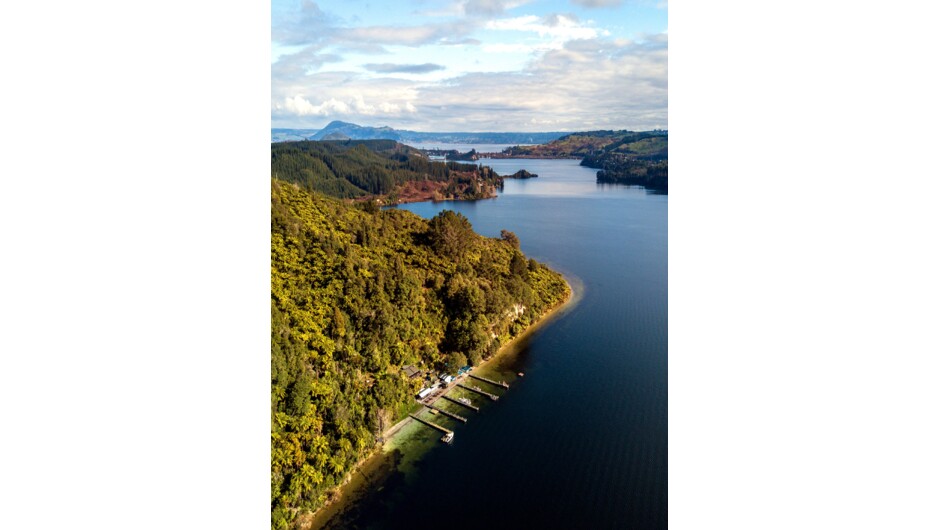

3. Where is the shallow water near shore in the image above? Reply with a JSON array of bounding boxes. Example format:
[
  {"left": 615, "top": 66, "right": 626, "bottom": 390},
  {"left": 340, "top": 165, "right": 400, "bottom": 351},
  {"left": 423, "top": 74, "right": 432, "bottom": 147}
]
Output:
[{"left": 316, "top": 157, "right": 667, "bottom": 529}]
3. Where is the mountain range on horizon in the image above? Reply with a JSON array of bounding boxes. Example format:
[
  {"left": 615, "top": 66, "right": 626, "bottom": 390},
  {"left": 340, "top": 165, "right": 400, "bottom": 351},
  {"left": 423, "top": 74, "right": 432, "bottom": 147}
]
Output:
[{"left": 272, "top": 121, "right": 571, "bottom": 145}]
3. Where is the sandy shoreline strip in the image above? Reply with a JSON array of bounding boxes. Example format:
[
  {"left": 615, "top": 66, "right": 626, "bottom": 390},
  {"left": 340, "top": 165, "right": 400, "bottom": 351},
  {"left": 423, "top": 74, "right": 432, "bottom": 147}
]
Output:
[{"left": 395, "top": 274, "right": 579, "bottom": 440}]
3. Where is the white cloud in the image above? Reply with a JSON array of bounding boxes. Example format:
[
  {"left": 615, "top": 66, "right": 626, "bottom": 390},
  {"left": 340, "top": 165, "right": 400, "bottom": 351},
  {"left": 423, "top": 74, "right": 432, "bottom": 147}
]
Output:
[
  {"left": 570, "top": 0, "right": 623, "bottom": 8},
  {"left": 276, "top": 94, "right": 422, "bottom": 119},
  {"left": 344, "top": 25, "right": 444, "bottom": 46},
  {"left": 273, "top": 2, "right": 481, "bottom": 53},
  {"left": 272, "top": 45, "right": 342, "bottom": 81},
  {"left": 272, "top": 0, "right": 333, "bottom": 46},
  {"left": 376, "top": 101, "right": 419, "bottom": 114},
  {"left": 352, "top": 94, "right": 375, "bottom": 114},
  {"left": 438, "top": 37, "right": 483, "bottom": 46},
  {"left": 271, "top": 1, "right": 666, "bottom": 131},
  {"left": 334, "top": 21, "right": 478, "bottom": 48},
  {"left": 410, "top": 35, "right": 668, "bottom": 131},
  {"left": 485, "top": 14, "right": 539, "bottom": 31},
  {"left": 272, "top": 75, "right": 423, "bottom": 124},
  {"left": 485, "top": 14, "right": 604, "bottom": 49},
  {"left": 279, "top": 96, "right": 350, "bottom": 116}
]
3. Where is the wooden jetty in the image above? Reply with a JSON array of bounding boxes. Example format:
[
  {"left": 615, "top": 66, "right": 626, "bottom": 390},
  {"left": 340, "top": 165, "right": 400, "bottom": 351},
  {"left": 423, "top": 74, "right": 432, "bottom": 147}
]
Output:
[
  {"left": 409, "top": 414, "right": 453, "bottom": 435},
  {"left": 469, "top": 374, "right": 510, "bottom": 389},
  {"left": 457, "top": 383, "right": 499, "bottom": 401},
  {"left": 425, "top": 404, "right": 467, "bottom": 423},
  {"left": 442, "top": 395, "right": 480, "bottom": 412}
]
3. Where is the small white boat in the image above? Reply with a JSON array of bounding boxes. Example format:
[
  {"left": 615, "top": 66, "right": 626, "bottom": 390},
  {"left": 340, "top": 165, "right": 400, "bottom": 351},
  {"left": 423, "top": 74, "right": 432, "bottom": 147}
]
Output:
[{"left": 441, "top": 432, "right": 454, "bottom": 443}]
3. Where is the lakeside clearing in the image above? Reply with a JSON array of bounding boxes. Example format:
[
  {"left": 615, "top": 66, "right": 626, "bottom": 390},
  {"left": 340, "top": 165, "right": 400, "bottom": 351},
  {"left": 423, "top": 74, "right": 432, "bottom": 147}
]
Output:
[{"left": 302, "top": 274, "right": 582, "bottom": 530}]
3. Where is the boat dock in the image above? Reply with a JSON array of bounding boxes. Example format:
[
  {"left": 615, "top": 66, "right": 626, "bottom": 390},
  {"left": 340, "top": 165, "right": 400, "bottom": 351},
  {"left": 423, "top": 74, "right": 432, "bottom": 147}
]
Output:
[
  {"left": 457, "top": 383, "right": 499, "bottom": 401},
  {"left": 442, "top": 395, "right": 480, "bottom": 412},
  {"left": 409, "top": 414, "right": 453, "bottom": 435},
  {"left": 469, "top": 374, "right": 510, "bottom": 389},
  {"left": 424, "top": 404, "right": 467, "bottom": 423}
]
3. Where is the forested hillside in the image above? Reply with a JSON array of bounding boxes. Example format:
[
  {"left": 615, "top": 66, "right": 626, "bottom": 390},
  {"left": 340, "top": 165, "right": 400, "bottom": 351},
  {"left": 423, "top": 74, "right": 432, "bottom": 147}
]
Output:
[
  {"left": 502, "top": 130, "right": 668, "bottom": 191},
  {"left": 271, "top": 139, "right": 503, "bottom": 202},
  {"left": 502, "top": 130, "right": 666, "bottom": 158},
  {"left": 580, "top": 132, "right": 668, "bottom": 191},
  {"left": 271, "top": 179, "right": 569, "bottom": 528}
]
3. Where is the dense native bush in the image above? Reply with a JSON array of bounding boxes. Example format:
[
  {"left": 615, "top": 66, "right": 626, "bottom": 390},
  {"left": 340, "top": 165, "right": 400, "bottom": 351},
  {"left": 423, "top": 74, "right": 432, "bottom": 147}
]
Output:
[{"left": 270, "top": 179, "right": 569, "bottom": 528}]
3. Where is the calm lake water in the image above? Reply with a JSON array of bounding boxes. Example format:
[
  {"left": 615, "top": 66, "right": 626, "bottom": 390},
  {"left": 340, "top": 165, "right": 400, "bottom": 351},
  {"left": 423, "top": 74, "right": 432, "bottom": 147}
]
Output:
[{"left": 320, "top": 158, "right": 667, "bottom": 529}]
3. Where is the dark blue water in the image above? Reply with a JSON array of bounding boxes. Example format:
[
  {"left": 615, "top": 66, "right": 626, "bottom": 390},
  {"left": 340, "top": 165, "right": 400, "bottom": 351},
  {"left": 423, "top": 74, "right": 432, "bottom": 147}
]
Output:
[{"left": 324, "top": 158, "right": 667, "bottom": 529}]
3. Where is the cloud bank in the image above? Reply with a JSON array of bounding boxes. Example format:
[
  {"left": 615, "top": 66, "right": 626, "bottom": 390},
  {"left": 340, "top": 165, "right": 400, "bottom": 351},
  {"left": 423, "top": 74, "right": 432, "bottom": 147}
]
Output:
[{"left": 271, "top": 1, "right": 667, "bottom": 131}]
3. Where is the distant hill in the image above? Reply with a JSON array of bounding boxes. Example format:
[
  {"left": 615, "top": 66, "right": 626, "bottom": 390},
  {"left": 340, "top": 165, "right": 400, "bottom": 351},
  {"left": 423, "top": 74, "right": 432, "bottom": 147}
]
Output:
[
  {"left": 320, "top": 131, "right": 351, "bottom": 141},
  {"left": 273, "top": 121, "right": 568, "bottom": 145},
  {"left": 311, "top": 121, "right": 401, "bottom": 141},
  {"left": 503, "top": 130, "right": 667, "bottom": 158}
]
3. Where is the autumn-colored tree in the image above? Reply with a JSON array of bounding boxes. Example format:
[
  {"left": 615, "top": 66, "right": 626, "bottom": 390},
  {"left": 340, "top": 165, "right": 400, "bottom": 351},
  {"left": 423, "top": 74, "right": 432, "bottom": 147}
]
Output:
[{"left": 500, "top": 229, "right": 520, "bottom": 249}]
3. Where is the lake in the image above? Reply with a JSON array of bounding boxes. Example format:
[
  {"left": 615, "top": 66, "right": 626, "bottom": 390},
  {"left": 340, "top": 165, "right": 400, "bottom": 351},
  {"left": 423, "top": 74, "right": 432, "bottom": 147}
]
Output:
[{"left": 318, "top": 157, "right": 667, "bottom": 529}]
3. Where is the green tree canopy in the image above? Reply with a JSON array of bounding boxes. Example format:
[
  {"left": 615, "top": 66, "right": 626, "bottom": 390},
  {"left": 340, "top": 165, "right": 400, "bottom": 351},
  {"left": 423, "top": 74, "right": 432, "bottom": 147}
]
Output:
[{"left": 427, "top": 210, "right": 475, "bottom": 261}]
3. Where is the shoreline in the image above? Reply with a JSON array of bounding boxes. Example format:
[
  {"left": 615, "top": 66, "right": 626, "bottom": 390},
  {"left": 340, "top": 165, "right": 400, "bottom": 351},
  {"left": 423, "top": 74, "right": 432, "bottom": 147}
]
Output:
[
  {"left": 302, "top": 276, "right": 579, "bottom": 529},
  {"left": 485, "top": 275, "right": 580, "bottom": 360}
]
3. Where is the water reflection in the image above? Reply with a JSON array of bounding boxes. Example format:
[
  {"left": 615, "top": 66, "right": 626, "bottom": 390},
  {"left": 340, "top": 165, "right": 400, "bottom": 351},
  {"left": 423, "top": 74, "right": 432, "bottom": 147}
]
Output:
[{"left": 596, "top": 182, "right": 668, "bottom": 195}]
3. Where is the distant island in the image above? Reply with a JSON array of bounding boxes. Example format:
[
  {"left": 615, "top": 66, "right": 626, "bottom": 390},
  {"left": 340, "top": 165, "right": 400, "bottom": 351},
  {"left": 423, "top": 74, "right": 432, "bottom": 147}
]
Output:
[
  {"left": 506, "top": 169, "right": 538, "bottom": 179},
  {"left": 273, "top": 120, "right": 567, "bottom": 145}
]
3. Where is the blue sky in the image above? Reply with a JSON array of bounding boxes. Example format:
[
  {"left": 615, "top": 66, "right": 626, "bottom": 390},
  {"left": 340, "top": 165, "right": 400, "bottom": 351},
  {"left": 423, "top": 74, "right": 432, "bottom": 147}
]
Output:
[{"left": 272, "top": 0, "right": 667, "bottom": 132}]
